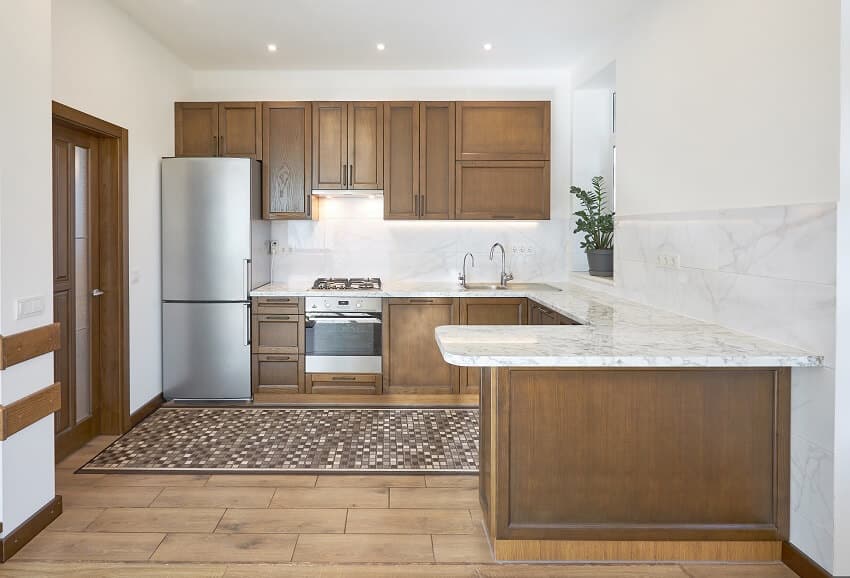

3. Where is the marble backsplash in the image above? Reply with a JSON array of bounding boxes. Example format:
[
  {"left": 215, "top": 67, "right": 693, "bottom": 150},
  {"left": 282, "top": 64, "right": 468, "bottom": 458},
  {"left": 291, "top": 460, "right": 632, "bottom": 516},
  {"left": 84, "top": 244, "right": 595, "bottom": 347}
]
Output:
[{"left": 612, "top": 202, "right": 837, "bottom": 572}]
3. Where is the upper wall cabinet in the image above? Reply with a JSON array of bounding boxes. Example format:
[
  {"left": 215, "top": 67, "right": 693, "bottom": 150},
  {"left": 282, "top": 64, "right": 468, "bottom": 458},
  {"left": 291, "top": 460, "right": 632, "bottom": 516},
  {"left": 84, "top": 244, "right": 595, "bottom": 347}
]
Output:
[
  {"left": 312, "top": 102, "right": 383, "bottom": 191},
  {"left": 175, "top": 102, "right": 262, "bottom": 160},
  {"left": 455, "top": 160, "right": 550, "bottom": 220},
  {"left": 263, "top": 102, "right": 314, "bottom": 220},
  {"left": 383, "top": 102, "right": 419, "bottom": 219},
  {"left": 456, "top": 101, "right": 550, "bottom": 161},
  {"left": 420, "top": 102, "right": 456, "bottom": 219}
]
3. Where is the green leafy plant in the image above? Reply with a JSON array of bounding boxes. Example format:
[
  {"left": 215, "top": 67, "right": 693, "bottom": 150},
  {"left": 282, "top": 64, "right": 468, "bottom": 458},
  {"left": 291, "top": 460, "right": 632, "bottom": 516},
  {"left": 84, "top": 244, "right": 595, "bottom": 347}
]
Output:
[{"left": 571, "top": 176, "right": 614, "bottom": 251}]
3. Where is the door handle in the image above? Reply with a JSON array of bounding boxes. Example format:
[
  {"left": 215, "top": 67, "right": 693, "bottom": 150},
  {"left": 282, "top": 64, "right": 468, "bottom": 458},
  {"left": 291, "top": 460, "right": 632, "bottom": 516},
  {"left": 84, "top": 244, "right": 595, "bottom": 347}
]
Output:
[
  {"left": 244, "top": 303, "right": 251, "bottom": 346},
  {"left": 92, "top": 289, "right": 105, "bottom": 297},
  {"left": 243, "top": 259, "right": 251, "bottom": 299}
]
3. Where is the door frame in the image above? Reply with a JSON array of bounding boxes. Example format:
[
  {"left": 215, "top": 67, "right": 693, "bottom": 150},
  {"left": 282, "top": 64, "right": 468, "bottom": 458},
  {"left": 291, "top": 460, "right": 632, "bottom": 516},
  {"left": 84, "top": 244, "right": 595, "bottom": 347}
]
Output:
[{"left": 52, "top": 101, "right": 131, "bottom": 443}]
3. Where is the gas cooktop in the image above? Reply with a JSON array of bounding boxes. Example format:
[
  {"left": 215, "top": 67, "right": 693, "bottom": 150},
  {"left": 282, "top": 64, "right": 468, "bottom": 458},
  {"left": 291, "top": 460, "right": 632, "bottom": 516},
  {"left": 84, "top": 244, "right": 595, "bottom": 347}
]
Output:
[{"left": 311, "top": 277, "right": 382, "bottom": 290}]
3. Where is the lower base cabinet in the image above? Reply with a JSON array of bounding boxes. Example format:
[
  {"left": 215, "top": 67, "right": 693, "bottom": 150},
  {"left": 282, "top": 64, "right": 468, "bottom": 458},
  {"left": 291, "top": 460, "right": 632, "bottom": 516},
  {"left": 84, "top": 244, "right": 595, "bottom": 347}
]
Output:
[
  {"left": 306, "top": 373, "right": 382, "bottom": 395},
  {"left": 252, "top": 354, "right": 305, "bottom": 393},
  {"left": 459, "top": 298, "right": 527, "bottom": 394}
]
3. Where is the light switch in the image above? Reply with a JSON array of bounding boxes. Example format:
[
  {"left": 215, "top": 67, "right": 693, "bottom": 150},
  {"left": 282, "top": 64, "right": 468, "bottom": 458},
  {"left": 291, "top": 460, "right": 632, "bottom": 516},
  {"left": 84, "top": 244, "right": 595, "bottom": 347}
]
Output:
[{"left": 16, "top": 296, "right": 45, "bottom": 319}]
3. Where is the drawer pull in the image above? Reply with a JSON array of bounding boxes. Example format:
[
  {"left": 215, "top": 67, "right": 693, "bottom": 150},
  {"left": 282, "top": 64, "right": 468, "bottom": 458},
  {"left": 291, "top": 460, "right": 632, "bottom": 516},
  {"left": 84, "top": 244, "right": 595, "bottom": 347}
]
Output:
[
  {"left": 265, "top": 315, "right": 292, "bottom": 320},
  {"left": 265, "top": 356, "right": 294, "bottom": 361},
  {"left": 331, "top": 376, "right": 357, "bottom": 381},
  {"left": 408, "top": 299, "right": 435, "bottom": 303},
  {"left": 492, "top": 215, "right": 516, "bottom": 219},
  {"left": 264, "top": 298, "right": 293, "bottom": 303}
]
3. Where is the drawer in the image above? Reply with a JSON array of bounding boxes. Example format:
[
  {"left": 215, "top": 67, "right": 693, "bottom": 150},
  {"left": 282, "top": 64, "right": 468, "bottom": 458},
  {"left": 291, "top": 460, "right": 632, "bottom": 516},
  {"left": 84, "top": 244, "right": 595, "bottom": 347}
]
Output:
[
  {"left": 252, "top": 354, "right": 304, "bottom": 393},
  {"left": 254, "top": 296, "right": 304, "bottom": 315},
  {"left": 306, "top": 373, "right": 382, "bottom": 395},
  {"left": 252, "top": 314, "right": 305, "bottom": 354}
]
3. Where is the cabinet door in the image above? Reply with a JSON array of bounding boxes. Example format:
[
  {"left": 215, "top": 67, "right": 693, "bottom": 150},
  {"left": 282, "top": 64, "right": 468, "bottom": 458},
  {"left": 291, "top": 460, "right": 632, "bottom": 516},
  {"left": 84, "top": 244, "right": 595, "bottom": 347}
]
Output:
[
  {"left": 420, "top": 102, "right": 455, "bottom": 220},
  {"left": 383, "top": 298, "right": 459, "bottom": 394},
  {"left": 252, "top": 354, "right": 304, "bottom": 393},
  {"left": 383, "top": 102, "right": 419, "bottom": 219},
  {"left": 219, "top": 102, "right": 262, "bottom": 160},
  {"left": 175, "top": 102, "right": 219, "bottom": 157},
  {"left": 529, "top": 301, "right": 558, "bottom": 325},
  {"left": 459, "top": 298, "right": 527, "bottom": 394},
  {"left": 263, "top": 102, "right": 313, "bottom": 219},
  {"left": 348, "top": 102, "right": 383, "bottom": 189},
  {"left": 456, "top": 161, "right": 550, "bottom": 220},
  {"left": 312, "top": 102, "right": 348, "bottom": 190},
  {"left": 456, "top": 101, "right": 550, "bottom": 160}
]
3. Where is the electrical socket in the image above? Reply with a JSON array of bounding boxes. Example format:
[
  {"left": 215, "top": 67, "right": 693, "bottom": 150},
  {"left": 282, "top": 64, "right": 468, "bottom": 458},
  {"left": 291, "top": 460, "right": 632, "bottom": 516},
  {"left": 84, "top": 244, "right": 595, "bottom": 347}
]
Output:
[
  {"left": 16, "top": 296, "right": 45, "bottom": 319},
  {"left": 511, "top": 245, "right": 535, "bottom": 256},
  {"left": 656, "top": 253, "right": 681, "bottom": 269},
  {"left": 269, "top": 240, "right": 279, "bottom": 254}
]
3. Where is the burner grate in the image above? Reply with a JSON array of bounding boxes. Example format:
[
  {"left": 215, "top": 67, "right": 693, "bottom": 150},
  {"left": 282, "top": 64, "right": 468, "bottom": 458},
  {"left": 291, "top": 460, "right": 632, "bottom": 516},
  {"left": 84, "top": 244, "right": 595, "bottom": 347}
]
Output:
[{"left": 312, "top": 277, "right": 382, "bottom": 290}]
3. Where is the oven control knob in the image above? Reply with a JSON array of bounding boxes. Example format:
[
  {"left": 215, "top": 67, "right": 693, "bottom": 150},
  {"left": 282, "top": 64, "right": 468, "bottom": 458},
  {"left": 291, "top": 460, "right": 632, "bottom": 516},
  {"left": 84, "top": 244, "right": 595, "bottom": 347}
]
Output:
[{"left": 356, "top": 302, "right": 361, "bottom": 308}]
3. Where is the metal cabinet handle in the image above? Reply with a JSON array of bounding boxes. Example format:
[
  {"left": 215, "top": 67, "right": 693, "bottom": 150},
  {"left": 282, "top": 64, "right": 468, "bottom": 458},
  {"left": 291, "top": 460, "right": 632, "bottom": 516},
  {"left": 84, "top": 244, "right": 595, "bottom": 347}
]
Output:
[
  {"left": 492, "top": 215, "right": 516, "bottom": 220},
  {"left": 264, "top": 315, "right": 292, "bottom": 320},
  {"left": 92, "top": 289, "right": 105, "bottom": 297},
  {"left": 332, "top": 376, "right": 357, "bottom": 381},
  {"left": 349, "top": 164, "right": 353, "bottom": 189},
  {"left": 342, "top": 163, "right": 347, "bottom": 187},
  {"left": 244, "top": 303, "right": 251, "bottom": 346},
  {"left": 408, "top": 298, "right": 435, "bottom": 303},
  {"left": 265, "top": 355, "right": 294, "bottom": 361},
  {"left": 213, "top": 136, "right": 217, "bottom": 154},
  {"left": 420, "top": 194, "right": 425, "bottom": 217}
]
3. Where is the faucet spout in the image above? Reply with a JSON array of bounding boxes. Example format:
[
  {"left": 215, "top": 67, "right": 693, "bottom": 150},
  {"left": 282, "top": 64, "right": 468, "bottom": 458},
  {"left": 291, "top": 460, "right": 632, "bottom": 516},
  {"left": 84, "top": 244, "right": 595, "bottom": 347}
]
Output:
[
  {"left": 459, "top": 252, "right": 475, "bottom": 289},
  {"left": 489, "top": 242, "right": 513, "bottom": 288}
]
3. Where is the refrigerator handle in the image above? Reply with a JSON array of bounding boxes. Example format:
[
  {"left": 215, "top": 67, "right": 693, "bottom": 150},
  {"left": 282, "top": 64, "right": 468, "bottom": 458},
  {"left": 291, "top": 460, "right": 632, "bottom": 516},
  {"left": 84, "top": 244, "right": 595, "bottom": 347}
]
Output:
[
  {"left": 244, "top": 303, "right": 251, "bottom": 346},
  {"left": 243, "top": 259, "right": 252, "bottom": 299}
]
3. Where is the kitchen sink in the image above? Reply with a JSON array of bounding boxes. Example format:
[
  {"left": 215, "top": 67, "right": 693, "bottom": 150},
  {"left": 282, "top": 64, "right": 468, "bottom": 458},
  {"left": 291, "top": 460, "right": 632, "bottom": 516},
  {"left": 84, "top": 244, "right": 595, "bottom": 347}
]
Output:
[{"left": 460, "top": 283, "right": 562, "bottom": 292}]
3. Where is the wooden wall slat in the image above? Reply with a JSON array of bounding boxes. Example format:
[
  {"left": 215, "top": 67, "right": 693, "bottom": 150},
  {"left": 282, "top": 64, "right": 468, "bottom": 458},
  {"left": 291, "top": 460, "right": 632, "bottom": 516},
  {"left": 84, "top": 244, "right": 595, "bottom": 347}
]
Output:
[
  {"left": 0, "top": 323, "right": 61, "bottom": 370},
  {"left": 0, "top": 383, "right": 62, "bottom": 440}
]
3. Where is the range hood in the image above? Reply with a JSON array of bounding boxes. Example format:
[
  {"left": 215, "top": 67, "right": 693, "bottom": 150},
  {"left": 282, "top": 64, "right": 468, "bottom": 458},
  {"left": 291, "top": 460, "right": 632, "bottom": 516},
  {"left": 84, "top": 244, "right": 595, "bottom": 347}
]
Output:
[{"left": 312, "top": 189, "right": 384, "bottom": 199}]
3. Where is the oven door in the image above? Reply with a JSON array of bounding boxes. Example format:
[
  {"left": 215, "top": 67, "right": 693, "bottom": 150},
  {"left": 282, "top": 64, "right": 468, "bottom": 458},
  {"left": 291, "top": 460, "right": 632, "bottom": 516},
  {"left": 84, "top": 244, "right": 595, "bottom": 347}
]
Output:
[{"left": 305, "top": 313, "right": 382, "bottom": 373}]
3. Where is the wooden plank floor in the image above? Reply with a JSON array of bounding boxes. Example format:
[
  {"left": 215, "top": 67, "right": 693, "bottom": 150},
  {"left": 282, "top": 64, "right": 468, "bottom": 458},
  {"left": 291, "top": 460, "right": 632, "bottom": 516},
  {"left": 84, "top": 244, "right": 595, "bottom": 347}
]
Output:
[{"left": 1, "top": 435, "right": 800, "bottom": 577}]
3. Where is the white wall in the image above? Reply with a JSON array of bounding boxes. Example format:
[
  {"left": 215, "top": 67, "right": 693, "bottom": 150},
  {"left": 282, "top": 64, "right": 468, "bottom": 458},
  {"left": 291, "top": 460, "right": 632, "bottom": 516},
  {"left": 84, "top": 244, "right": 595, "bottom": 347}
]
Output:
[
  {"left": 616, "top": 0, "right": 839, "bottom": 216},
  {"left": 51, "top": 0, "right": 191, "bottom": 411},
  {"left": 192, "top": 69, "right": 575, "bottom": 284},
  {"left": 0, "top": 0, "right": 56, "bottom": 537}
]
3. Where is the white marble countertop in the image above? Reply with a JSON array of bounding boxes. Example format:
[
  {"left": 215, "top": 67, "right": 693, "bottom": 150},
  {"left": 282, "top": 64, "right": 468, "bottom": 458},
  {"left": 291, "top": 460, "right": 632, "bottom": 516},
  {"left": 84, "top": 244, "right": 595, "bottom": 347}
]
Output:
[{"left": 250, "top": 281, "right": 822, "bottom": 368}]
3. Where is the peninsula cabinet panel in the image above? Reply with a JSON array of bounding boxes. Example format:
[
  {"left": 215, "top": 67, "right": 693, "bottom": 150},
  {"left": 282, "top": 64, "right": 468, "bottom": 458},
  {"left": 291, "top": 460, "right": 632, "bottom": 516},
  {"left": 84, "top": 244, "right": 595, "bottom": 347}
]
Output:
[
  {"left": 175, "top": 102, "right": 219, "bottom": 157},
  {"left": 459, "top": 298, "right": 527, "bottom": 394},
  {"left": 456, "top": 101, "right": 550, "bottom": 161},
  {"left": 312, "top": 102, "right": 348, "bottom": 190},
  {"left": 263, "top": 102, "right": 314, "bottom": 219},
  {"left": 420, "top": 101, "right": 456, "bottom": 219},
  {"left": 219, "top": 102, "right": 262, "bottom": 160},
  {"left": 482, "top": 367, "right": 789, "bottom": 546},
  {"left": 252, "top": 354, "right": 304, "bottom": 394},
  {"left": 383, "top": 102, "right": 420, "bottom": 219},
  {"left": 349, "top": 102, "right": 384, "bottom": 190},
  {"left": 456, "top": 161, "right": 550, "bottom": 220},
  {"left": 383, "top": 298, "right": 459, "bottom": 394}
]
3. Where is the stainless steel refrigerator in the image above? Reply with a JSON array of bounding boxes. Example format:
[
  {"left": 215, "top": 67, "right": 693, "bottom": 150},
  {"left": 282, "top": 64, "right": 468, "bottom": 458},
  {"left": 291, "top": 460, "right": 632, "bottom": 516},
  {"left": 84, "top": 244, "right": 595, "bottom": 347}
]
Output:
[{"left": 161, "top": 157, "right": 269, "bottom": 401}]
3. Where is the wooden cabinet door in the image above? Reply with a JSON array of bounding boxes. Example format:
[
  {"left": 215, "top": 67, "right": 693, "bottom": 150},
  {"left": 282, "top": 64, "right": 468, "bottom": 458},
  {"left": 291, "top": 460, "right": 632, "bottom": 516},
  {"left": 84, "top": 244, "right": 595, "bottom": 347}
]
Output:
[
  {"left": 175, "top": 102, "right": 219, "bottom": 157},
  {"left": 456, "top": 101, "right": 550, "bottom": 160},
  {"left": 312, "top": 102, "right": 348, "bottom": 190},
  {"left": 252, "top": 354, "right": 304, "bottom": 393},
  {"left": 348, "top": 102, "right": 383, "bottom": 189},
  {"left": 456, "top": 160, "right": 550, "bottom": 220},
  {"left": 252, "top": 314, "right": 305, "bottom": 354},
  {"left": 459, "top": 298, "right": 527, "bottom": 394},
  {"left": 219, "top": 102, "right": 262, "bottom": 160},
  {"left": 263, "top": 102, "right": 313, "bottom": 219},
  {"left": 383, "top": 102, "right": 419, "bottom": 219},
  {"left": 420, "top": 102, "right": 455, "bottom": 220},
  {"left": 383, "top": 298, "right": 459, "bottom": 394},
  {"left": 529, "top": 300, "right": 558, "bottom": 325}
]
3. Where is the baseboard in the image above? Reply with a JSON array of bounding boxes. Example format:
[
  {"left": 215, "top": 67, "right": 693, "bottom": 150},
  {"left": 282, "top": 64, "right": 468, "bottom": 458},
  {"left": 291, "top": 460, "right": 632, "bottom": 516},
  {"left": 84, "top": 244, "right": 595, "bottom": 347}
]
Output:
[
  {"left": 129, "top": 393, "right": 164, "bottom": 428},
  {"left": 0, "top": 495, "right": 62, "bottom": 562},
  {"left": 782, "top": 541, "right": 832, "bottom": 578}
]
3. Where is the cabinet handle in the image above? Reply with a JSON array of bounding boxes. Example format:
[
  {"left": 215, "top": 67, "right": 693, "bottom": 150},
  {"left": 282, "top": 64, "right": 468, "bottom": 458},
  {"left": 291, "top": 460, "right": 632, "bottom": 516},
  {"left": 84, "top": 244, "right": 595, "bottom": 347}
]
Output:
[
  {"left": 332, "top": 376, "right": 357, "bottom": 381},
  {"left": 220, "top": 135, "right": 224, "bottom": 155},
  {"left": 212, "top": 136, "right": 218, "bottom": 155},
  {"left": 348, "top": 164, "right": 353, "bottom": 189},
  {"left": 414, "top": 194, "right": 419, "bottom": 217},
  {"left": 265, "top": 315, "right": 292, "bottom": 320},
  {"left": 342, "top": 163, "right": 347, "bottom": 187},
  {"left": 265, "top": 355, "right": 294, "bottom": 361},
  {"left": 492, "top": 215, "right": 516, "bottom": 220},
  {"left": 264, "top": 298, "right": 293, "bottom": 303},
  {"left": 419, "top": 194, "right": 424, "bottom": 218},
  {"left": 408, "top": 298, "right": 435, "bottom": 303}
]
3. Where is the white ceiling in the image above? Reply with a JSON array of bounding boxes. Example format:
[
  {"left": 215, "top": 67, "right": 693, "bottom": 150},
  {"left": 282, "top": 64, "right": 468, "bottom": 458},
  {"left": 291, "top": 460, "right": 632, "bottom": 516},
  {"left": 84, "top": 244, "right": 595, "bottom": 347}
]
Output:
[{"left": 111, "top": 0, "right": 640, "bottom": 70}]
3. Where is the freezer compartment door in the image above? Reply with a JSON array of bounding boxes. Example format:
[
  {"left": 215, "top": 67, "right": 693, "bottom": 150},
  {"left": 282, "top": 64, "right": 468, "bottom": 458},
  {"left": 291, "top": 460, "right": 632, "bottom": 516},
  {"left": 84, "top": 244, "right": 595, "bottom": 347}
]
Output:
[
  {"left": 162, "top": 157, "right": 252, "bottom": 301},
  {"left": 163, "top": 302, "right": 251, "bottom": 400}
]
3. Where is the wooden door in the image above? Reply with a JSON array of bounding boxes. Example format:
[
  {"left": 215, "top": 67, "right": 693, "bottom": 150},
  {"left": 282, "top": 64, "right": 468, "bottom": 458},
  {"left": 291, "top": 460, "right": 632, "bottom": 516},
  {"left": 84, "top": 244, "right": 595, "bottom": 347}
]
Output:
[
  {"left": 219, "top": 102, "right": 262, "bottom": 160},
  {"left": 455, "top": 160, "right": 550, "bottom": 220},
  {"left": 312, "top": 102, "right": 348, "bottom": 190},
  {"left": 456, "top": 101, "right": 550, "bottom": 160},
  {"left": 459, "top": 298, "right": 527, "bottom": 394},
  {"left": 348, "top": 102, "right": 383, "bottom": 189},
  {"left": 52, "top": 122, "right": 101, "bottom": 456},
  {"left": 383, "top": 298, "right": 459, "bottom": 394},
  {"left": 175, "top": 102, "right": 219, "bottom": 157},
  {"left": 420, "top": 101, "right": 455, "bottom": 219},
  {"left": 383, "top": 102, "right": 419, "bottom": 219},
  {"left": 263, "top": 102, "right": 313, "bottom": 219}
]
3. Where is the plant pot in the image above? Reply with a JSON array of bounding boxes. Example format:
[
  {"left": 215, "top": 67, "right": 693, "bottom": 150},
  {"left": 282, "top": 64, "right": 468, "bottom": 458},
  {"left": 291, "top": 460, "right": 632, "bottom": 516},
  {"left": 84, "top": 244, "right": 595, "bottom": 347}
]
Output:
[{"left": 586, "top": 249, "right": 613, "bottom": 277}]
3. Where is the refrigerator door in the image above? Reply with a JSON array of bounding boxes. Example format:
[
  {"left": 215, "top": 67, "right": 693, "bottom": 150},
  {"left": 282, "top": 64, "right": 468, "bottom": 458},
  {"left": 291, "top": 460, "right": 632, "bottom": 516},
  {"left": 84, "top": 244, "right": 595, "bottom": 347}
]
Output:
[
  {"left": 163, "top": 302, "right": 251, "bottom": 400},
  {"left": 162, "top": 157, "right": 252, "bottom": 302}
]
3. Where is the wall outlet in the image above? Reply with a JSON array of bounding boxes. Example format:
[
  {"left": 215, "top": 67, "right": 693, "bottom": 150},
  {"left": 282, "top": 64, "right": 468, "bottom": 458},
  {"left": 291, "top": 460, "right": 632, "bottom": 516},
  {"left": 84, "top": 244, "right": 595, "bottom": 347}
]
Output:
[
  {"left": 511, "top": 245, "right": 536, "bottom": 256},
  {"left": 269, "top": 240, "right": 279, "bottom": 254},
  {"left": 16, "top": 296, "right": 45, "bottom": 319},
  {"left": 656, "top": 253, "right": 681, "bottom": 269}
]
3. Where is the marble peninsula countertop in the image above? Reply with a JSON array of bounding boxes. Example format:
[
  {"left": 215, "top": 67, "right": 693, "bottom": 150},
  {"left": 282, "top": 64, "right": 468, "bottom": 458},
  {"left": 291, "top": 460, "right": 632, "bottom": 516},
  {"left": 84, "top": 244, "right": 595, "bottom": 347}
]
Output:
[{"left": 250, "top": 281, "right": 822, "bottom": 368}]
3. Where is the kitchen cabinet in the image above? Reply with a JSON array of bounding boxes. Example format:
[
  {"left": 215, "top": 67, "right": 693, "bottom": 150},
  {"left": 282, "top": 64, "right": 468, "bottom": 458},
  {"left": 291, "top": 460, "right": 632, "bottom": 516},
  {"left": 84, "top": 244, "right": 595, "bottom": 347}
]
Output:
[
  {"left": 383, "top": 298, "right": 459, "bottom": 394},
  {"left": 458, "top": 298, "right": 527, "bottom": 394},
  {"left": 252, "top": 354, "right": 304, "bottom": 393},
  {"left": 312, "top": 101, "right": 383, "bottom": 190},
  {"left": 456, "top": 160, "right": 550, "bottom": 220},
  {"left": 251, "top": 297, "right": 306, "bottom": 394},
  {"left": 456, "top": 101, "right": 550, "bottom": 161},
  {"left": 420, "top": 102, "right": 455, "bottom": 219},
  {"left": 383, "top": 102, "right": 420, "bottom": 219},
  {"left": 306, "top": 373, "right": 382, "bottom": 395},
  {"left": 263, "top": 102, "right": 315, "bottom": 219},
  {"left": 529, "top": 299, "right": 580, "bottom": 325},
  {"left": 175, "top": 102, "right": 262, "bottom": 159}
]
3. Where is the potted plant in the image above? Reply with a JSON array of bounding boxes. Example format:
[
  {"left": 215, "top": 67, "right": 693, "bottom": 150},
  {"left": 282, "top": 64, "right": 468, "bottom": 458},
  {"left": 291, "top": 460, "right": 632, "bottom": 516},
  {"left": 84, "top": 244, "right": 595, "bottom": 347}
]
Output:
[{"left": 571, "top": 176, "right": 614, "bottom": 277}]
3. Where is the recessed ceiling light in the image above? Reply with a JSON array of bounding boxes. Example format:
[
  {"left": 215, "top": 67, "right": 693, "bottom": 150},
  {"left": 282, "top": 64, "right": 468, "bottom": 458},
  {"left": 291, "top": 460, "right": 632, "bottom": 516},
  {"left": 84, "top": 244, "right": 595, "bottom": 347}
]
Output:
[
  {"left": 483, "top": 42, "right": 493, "bottom": 51},
  {"left": 376, "top": 43, "right": 386, "bottom": 51},
  {"left": 266, "top": 43, "right": 277, "bottom": 53}
]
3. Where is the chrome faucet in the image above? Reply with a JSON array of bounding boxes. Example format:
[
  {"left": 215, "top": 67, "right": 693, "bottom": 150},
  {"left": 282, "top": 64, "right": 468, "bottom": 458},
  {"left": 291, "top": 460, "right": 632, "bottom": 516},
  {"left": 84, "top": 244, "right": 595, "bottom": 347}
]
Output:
[
  {"left": 490, "top": 243, "right": 514, "bottom": 288},
  {"left": 459, "top": 252, "right": 475, "bottom": 288}
]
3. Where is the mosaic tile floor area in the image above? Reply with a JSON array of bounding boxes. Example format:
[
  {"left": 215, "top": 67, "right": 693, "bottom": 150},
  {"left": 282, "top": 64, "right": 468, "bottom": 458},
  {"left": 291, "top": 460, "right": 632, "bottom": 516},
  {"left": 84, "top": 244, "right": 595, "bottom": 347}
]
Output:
[{"left": 80, "top": 407, "right": 479, "bottom": 474}]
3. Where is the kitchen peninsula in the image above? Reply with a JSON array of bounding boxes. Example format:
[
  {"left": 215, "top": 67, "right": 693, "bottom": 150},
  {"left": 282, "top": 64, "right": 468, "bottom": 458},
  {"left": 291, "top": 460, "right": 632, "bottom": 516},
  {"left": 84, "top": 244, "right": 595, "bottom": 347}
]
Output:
[{"left": 433, "top": 283, "right": 820, "bottom": 563}]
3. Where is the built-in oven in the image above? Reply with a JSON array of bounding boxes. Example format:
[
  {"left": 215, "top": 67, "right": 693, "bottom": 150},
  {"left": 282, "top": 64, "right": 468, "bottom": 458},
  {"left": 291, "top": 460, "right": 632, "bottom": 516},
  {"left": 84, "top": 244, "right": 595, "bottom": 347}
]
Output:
[{"left": 305, "top": 297, "right": 382, "bottom": 374}]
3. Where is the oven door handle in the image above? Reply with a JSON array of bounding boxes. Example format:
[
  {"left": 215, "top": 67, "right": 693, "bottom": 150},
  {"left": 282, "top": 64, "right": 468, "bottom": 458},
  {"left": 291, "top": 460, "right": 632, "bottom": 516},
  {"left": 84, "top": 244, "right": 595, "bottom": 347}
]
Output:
[{"left": 306, "top": 317, "right": 382, "bottom": 324}]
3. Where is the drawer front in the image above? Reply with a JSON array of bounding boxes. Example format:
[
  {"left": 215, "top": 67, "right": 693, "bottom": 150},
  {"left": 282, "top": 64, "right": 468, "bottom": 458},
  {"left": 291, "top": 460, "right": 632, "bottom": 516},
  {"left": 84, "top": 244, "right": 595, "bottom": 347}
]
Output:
[
  {"left": 307, "top": 373, "right": 382, "bottom": 395},
  {"left": 254, "top": 296, "right": 304, "bottom": 315},
  {"left": 252, "top": 354, "right": 304, "bottom": 393},
  {"left": 252, "top": 314, "right": 305, "bottom": 353}
]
